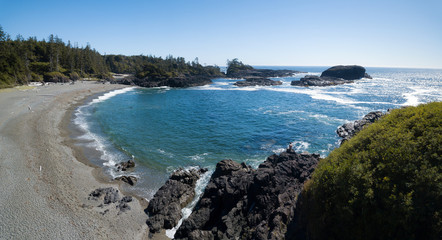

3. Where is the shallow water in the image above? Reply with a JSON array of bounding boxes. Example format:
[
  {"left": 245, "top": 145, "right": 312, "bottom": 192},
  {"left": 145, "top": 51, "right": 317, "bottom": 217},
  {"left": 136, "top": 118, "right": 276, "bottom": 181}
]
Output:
[{"left": 72, "top": 67, "right": 442, "bottom": 199}]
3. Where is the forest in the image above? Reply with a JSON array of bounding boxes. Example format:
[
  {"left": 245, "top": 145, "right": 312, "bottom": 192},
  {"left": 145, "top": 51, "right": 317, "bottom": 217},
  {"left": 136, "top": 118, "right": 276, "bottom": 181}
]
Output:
[{"left": 0, "top": 26, "right": 223, "bottom": 88}]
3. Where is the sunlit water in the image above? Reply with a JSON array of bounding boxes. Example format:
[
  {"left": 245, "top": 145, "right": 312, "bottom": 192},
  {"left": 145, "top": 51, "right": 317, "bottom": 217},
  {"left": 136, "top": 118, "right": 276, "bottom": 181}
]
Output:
[{"left": 72, "top": 67, "right": 442, "bottom": 200}]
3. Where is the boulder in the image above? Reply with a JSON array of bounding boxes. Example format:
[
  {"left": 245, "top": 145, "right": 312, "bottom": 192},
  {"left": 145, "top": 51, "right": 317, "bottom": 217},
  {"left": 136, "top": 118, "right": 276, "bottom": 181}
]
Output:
[
  {"left": 88, "top": 187, "right": 120, "bottom": 204},
  {"left": 234, "top": 78, "right": 283, "bottom": 87},
  {"left": 115, "top": 159, "right": 135, "bottom": 171},
  {"left": 321, "top": 65, "right": 370, "bottom": 80},
  {"left": 146, "top": 167, "right": 208, "bottom": 233},
  {"left": 115, "top": 175, "right": 138, "bottom": 186},
  {"left": 174, "top": 151, "right": 320, "bottom": 240}
]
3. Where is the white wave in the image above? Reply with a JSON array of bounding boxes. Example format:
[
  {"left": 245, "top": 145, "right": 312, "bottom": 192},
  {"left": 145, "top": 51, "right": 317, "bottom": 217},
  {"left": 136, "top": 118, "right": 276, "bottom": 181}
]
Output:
[
  {"left": 157, "top": 148, "right": 175, "bottom": 158},
  {"left": 402, "top": 87, "right": 439, "bottom": 106},
  {"left": 72, "top": 87, "right": 136, "bottom": 174},
  {"left": 291, "top": 141, "right": 310, "bottom": 152},
  {"left": 272, "top": 147, "right": 286, "bottom": 154},
  {"left": 166, "top": 169, "right": 213, "bottom": 238},
  {"left": 189, "top": 153, "right": 210, "bottom": 162},
  {"left": 91, "top": 87, "right": 136, "bottom": 104}
]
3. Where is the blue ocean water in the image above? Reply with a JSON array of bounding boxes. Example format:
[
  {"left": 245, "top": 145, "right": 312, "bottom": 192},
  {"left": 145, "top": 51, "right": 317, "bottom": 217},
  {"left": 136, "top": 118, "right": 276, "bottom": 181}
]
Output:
[{"left": 73, "top": 67, "right": 442, "bottom": 199}]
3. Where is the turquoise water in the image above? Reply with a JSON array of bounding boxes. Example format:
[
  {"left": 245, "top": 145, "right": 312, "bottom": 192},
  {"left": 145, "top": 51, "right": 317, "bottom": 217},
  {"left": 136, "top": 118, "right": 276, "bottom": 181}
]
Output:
[{"left": 73, "top": 67, "right": 442, "bottom": 199}]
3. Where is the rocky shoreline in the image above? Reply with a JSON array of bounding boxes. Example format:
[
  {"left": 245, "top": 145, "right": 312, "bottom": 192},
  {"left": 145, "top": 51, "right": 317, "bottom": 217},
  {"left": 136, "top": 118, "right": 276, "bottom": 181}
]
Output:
[{"left": 140, "top": 110, "right": 391, "bottom": 239}]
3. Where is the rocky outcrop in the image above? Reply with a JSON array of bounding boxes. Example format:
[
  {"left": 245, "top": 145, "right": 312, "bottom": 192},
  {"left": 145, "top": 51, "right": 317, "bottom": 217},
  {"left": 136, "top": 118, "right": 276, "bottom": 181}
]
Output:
[
  {"left": 234, "top": 78, "right": 283, "bottom": 87},
  {"left": 227, "top": 69, "right": 301, "bottom": 79},
  {"left": 115, "top": 159, "right": 135, "bottom": 171},
  {"left": 146, "top": 167, "right": 208, "bottom": 233},
  {"left": 337, "top": 111, "right": 385, "bottom": 144},
  {"left": 321, "top": 65, "right": 371, "bottom": 80},
  {"left": 87, "top": 187, "right": 133, "bottom": 214},
  {"left": 291, "top": 65, "right": 371, "bottom": 87},
  {"left": 174, "top": 150, "right": 320, "bottom": 240},
  {"left": 115, "top": 75, "right": 214, "bottom": 88},
  {"left": 291, "top": 75, "right": 354, "bottom": 87},
  {"left": 115, "top": 175, "right": 138, "bottom": 186}
]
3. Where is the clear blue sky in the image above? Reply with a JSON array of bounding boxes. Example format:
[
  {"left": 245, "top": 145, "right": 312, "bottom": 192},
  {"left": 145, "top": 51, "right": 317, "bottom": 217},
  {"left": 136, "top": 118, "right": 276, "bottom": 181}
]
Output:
[{"left": 1, "top": 0, "right": 441, "bottom": 68}]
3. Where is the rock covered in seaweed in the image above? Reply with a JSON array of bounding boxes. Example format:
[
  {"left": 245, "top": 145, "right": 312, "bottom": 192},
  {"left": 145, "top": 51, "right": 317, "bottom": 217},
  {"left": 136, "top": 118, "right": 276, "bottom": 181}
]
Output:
[
  {"left": 146, "top": 167, "right": 208, "bottom": 233},
  {"left": 174, "top": 150, "right": 320, "bottom": 240}
]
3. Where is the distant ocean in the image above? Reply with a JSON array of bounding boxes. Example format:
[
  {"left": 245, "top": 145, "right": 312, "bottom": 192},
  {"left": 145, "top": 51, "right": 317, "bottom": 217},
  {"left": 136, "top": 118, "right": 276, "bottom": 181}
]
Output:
[{"left": 71, "top": 67, "right": 442, "bottom": 199}]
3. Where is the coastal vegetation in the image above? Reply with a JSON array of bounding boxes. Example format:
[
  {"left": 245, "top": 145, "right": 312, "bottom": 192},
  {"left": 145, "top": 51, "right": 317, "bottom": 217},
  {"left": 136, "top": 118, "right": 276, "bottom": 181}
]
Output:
[
  {"left": 0, "top": 26, "right": 223, "bottom": 88},
  {"left": 301, "top": 102, "right": 442, "bottom": 239},
  {"left": 226, "top": 58, "right": 253, "bottom": 76}
]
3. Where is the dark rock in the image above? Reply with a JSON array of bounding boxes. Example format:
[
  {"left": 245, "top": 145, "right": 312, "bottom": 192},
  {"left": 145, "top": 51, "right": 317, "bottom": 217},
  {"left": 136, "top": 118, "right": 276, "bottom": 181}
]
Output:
[
  {"left": 115, "top": 159, "right": 135, "bottom": 171},
  {"left": 234, "top": 78, "right": 283, "bottom": 87},
  {"left": 291, "top": 65, "right": 371, "bottom": 87},
  {"left": 175, "top": 151, "right": 320, "bottom": 240},
  {"left": 291, "top": 75, "right": 354, "bottom": 87},
  {"left": 146, "top": 167, "right": 208, "bottom": 233},
  {"left": 228, "top": 69, "right": 301, "bottom": 79},
  {"left": 115, "top": 175, "right": 138, "bottom": 186},
  {"left": 321, "top": 65, "right": 368, "bottom": 80},
  {"left": 88, "top": 187, "right": 120, "bottom": 204},
  {"left": 337, "top": 111, "right": 385, "bottom": 144},
  {"left": 117, "top": 202, "right": 131, "bottom": 213}
]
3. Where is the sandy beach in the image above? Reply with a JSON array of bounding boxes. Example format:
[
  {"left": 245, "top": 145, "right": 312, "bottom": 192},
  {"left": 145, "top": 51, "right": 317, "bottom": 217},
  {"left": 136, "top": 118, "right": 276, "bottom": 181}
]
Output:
[{"left": 0, "top": 82, "right": 150, "bottom": 239}]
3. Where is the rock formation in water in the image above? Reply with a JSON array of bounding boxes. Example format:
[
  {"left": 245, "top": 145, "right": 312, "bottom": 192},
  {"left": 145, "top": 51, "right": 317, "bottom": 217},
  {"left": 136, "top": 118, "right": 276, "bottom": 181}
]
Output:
[
  {"left": 146, "top": 167, "right": 208, "bottom": 233},
  {"left": 234, "top": 78, "right": 283, "bottom": 87},
  {"left": 321, "top": 65, "right": 371, "bottom": 80},
  {"left": 174, "top": 150, "right": 320, "bottom": 240},
  {"left": 114, "top": 175, "right": 138, "bottom": 186},
  {"left": 336, "top": 111, "right": 385, "bottom": 144},
  {"left": 291, "top": 65, "right": 371, "bottom": 87},
  {"left": 115, "top": 159, "right": 135, "bottom": 171}
]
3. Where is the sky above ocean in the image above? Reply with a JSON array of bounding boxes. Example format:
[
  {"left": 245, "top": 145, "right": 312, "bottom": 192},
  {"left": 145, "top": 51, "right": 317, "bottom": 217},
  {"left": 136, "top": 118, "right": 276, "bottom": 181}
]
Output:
[{"left": 1, "top": 0, "right": 441, "bottom": 68}]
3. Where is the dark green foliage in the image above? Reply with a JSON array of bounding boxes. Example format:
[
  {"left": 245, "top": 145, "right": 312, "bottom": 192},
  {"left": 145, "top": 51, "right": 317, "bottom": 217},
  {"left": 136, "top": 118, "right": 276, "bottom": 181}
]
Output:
[
  {"left": 106, "top": 54, "right": 224, "bottom": 81},
  {"left": 0, "top": 26, "right": 224, "bottom": 88},
  {"left": 226, "top": 58, "right": 253, "bottom": 76},
  {"left": 44, "top": 72, "right": 69, "bottom": 82},
  {"left": 0, "top": 26, "right": 110, "bottom": 88},
  {"left": 302, "top": 102, "right": 442, "bottom": 240},
  {"left": 69, "top": 72, "right": 80, "bottom": 81}
]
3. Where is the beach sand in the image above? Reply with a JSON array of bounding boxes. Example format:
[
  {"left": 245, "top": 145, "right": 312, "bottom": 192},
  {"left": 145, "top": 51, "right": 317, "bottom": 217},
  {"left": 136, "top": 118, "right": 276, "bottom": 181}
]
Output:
[{"left": 0, "top": 82, "right": 151, "bottom": 239}]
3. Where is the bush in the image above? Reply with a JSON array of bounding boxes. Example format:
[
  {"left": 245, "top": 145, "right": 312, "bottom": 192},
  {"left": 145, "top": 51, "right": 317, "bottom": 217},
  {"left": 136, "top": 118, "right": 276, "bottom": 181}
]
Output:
[
  {"left": 43, "top": 72, "right": 69, "bottom": 82},
  {"left": 69, "top": 72, "right": 80, "bottom": 81},
  {"left": 302, "top": 102, "right": 442, "bottom": 240}
]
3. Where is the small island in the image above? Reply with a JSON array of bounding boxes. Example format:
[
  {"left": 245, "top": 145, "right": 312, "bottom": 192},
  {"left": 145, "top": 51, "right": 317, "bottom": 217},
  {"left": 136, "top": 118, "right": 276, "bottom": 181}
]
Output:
[
  {"left": 291, "top": 65, "right": 372, "bottom": 87},
  {"left": 227, "top": 59, "right": 298, "bottom": 87}
]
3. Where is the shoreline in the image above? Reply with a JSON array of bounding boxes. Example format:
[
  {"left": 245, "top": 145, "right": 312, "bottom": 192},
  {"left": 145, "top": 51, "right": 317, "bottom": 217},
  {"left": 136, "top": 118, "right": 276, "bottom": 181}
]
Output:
[
  {"left": 62, "top": 86, "right": 151, "bottom": 205},
  {"left": 0, "top": 82, "right": 154, "bottom": 239}
]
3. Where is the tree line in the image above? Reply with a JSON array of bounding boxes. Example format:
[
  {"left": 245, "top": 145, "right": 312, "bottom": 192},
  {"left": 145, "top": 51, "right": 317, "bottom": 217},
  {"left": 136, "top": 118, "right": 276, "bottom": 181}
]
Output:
[{"left": 0, "top": 26, "right": 223, "bottom": 88}]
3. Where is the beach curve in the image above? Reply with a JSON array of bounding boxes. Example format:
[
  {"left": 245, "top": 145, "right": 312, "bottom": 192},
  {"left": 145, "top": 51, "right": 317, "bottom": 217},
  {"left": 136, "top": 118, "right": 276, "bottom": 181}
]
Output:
[{"left": 0, "top": 82, "right": 149, "bottom": 239}]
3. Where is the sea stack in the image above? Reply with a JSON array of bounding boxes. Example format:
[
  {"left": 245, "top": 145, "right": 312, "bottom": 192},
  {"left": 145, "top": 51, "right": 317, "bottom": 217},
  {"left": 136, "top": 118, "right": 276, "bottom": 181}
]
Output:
[{"left": 292, "top": 65, "right": 371, "bottom": 87}]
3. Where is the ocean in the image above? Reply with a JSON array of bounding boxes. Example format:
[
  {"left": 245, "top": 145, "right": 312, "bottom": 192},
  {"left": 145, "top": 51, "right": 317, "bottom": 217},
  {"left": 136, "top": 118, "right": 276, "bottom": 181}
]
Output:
[{"left": 71, "top": 67, "right": 442, "bottom": 200}]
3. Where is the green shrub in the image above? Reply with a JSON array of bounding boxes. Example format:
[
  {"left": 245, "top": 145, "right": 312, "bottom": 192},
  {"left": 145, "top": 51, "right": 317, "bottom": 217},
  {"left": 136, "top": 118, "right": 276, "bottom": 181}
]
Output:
[
  {"left": 302, "top": 102, "right": 442, "bottom": 240},
  {"left": 43, "top": 72, "right": 69, "bottom": 82},
  {"left": 69, "top": 72, "right": 80, "bottom": 81}
]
